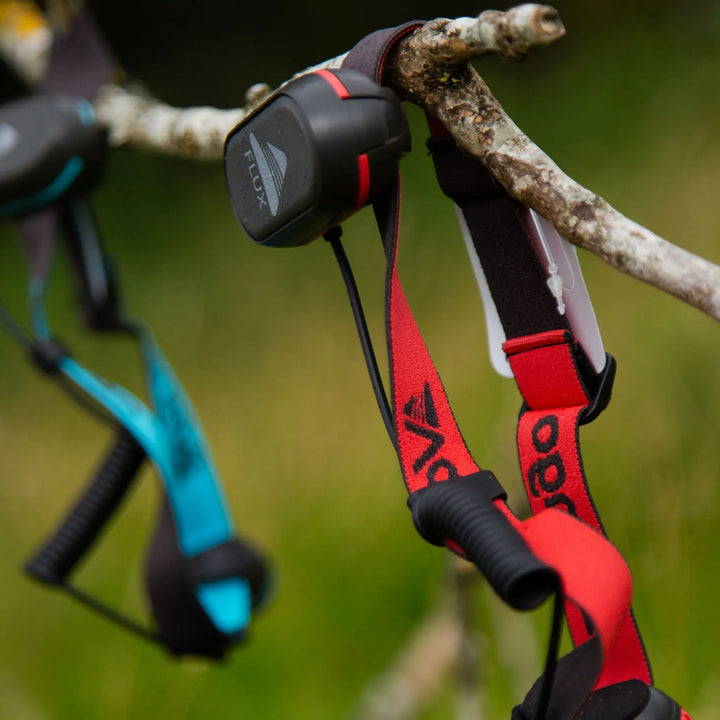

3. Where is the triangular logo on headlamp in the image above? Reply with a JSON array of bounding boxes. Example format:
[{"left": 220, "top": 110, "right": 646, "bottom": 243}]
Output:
[{"left": 249, "top": 133, "right": 287, "bottom": 216}]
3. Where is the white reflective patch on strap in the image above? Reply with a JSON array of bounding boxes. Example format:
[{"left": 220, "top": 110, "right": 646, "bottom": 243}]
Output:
[
  {"left": 456, "top": 205, "right": 513, "bottom": 378},
  {"left": 524, "top": 208, "right": 605, "bottom": 373},
  {"left": 458, "top": 204, "right": 606, "bottom": 378}
]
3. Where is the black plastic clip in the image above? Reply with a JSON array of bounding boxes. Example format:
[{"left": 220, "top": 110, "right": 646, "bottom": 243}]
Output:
[
  {"left": 407, "top": 471, "right": 506, "bottom": 547},
  {"left": 30, "top": 338, "right": 70, "bottom": 375},
  {"left": 579, "top": 352, "right": 616, "bottom": 425},
  {"left": 634, "top": 687, "right": 682, "bottom": 720}
]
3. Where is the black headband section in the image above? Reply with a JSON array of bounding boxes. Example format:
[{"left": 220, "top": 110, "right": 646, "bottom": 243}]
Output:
[
  {"left": 342, "top": 21, "right": 424, "bottom": 81},
  {"left": 427, "top": 134, "right": 569, "bottom": 340},
  {"left": 41, "top": 10, "right": 117, "bottom": 98}
]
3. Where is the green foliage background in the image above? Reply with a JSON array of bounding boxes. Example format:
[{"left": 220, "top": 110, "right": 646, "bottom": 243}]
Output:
[{"left": 0, "top": 2, "right": 719, "bottom": 718}]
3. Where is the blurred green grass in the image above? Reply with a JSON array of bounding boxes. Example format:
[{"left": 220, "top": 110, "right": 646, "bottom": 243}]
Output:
[{"left": 1, "top": 5, "right": 719, "bottom": 719}]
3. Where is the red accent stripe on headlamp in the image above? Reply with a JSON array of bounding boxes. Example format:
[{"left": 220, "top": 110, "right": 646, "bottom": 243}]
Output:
[
  {"left": 315, "top": 69, "right": 350, "bottom": 98},
  {"left": 354, "top": 154, "right": 371, "bottom": 211}
]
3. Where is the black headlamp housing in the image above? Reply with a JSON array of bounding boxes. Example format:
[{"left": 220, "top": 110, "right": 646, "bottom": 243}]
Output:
[
  {"left": 224, "top": 68, "right": 410, "bottom": 247},
  {"left": 0, "top": 93, "right": 106, "bottom": 218}
]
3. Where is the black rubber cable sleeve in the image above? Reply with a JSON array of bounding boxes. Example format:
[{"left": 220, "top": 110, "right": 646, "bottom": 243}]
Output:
[
  {"left": 409, "top": 476, "right": 557, "bottom": 610},
  {"left": 25, "top": 430, "right": 145, "bottom": 584}
]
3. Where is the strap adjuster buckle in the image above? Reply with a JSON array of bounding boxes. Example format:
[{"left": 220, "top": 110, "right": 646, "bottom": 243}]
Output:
[{"left": 579, "top": 352, "right": 616, "bottom": 425}]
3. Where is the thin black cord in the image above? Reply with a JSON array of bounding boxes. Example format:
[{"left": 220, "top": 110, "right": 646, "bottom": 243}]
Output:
[
  {"left": 0, "top": 301, "right": 34, "bottom": 351},
  {"left": 54, "top": 375, "right": 118, "bottom": 426},
  {"left": 326, "top": 228, "right": 396, "bottom": 448},
  {"left": 61, "top": 582, "right": 161, "bottom": 645},
  {"left": 533, "top": 590, "right": 564, "bottom": 720},
  {"left": 0, "top": 298, "right": 118, "bottom": 424}
]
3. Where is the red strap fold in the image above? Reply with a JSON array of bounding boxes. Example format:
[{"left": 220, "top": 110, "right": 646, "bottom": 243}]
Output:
[
  {"left": 519, "top": 509, "right": 631, "bottom": 663},
  {"left": 505, "top": 331, "right": 653, "bottom": 689}
]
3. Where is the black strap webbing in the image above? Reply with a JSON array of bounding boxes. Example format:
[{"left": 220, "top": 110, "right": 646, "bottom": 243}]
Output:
[{"left": 427, "top": 133, "right": 568, "bottom": 339}]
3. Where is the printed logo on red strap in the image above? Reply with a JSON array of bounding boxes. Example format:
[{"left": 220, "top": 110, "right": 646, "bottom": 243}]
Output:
[{"left": 400, "top": 381, "right": 464, "bottom": 486}]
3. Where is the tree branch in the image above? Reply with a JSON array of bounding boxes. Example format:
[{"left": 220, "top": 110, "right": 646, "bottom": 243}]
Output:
[
  {"left": 92, "top": 83, "right": 250, "bottom": 161},
  {"left": 2, "top": 4, "right": 720, "bottom": 322},
  {"left": 451, "top": 559, "right": 485, "bottom": 720},
  {"left": 89, "top": 5, "right": 560, "bottom": 161},
  {"left": 349, "top": 604, "right": 462, "bottom": 720},
  {"left": 384, "top": 27, "right": 720, "bottom": 321},
  {"left": 401, "top": 5, "right": 565, "bottom": 65},
  {"left": 349, "top": 558, "right": 482, "bottom": 720}
]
